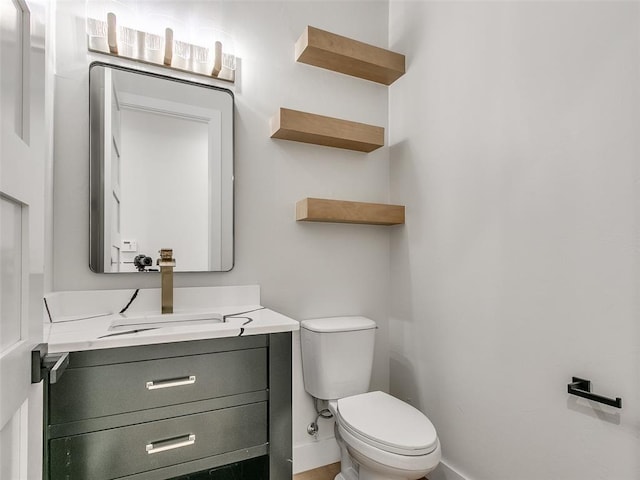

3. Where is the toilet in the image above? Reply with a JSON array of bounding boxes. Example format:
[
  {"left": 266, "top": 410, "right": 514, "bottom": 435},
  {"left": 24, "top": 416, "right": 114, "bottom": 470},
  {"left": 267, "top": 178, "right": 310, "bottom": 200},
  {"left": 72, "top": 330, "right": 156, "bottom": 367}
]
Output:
[{"left": 300, "top": 316, "right": 441, "bottom": 480}]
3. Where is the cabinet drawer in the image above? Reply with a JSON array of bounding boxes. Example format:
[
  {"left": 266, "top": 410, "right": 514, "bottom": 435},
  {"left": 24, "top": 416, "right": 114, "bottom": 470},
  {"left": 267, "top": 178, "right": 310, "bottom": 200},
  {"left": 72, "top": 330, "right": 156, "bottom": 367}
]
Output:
[
  {"left": 50, "top": 348, "right": 267, "bottom": 424},
  {"left": 49, "top": 401, "right": 268, "bottom": 480}
]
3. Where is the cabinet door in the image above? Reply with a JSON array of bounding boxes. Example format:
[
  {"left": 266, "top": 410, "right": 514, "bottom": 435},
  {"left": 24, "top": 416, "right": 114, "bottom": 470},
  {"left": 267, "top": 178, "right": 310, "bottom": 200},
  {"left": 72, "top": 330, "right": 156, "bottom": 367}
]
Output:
[
  {"left": 50, "top": 347, "right": 268, "bottom": 424},
  {"left": 49, "top": 402, "right": 268, "bottom": 480}
]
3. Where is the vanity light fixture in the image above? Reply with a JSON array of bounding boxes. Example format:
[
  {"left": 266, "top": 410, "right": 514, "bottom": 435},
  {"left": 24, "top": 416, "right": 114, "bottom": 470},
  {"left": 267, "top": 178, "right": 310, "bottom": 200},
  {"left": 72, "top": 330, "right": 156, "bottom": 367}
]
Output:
[{"left": 86, "top": 12, "right": 236, "bottom": 83}]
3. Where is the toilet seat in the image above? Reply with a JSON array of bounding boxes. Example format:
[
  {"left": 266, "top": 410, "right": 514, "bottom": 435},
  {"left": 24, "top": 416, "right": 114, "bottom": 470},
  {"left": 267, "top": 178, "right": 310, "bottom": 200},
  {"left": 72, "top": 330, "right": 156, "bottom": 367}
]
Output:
[{"left": 336, "top": 391, "right": 438, "bottom": 456}]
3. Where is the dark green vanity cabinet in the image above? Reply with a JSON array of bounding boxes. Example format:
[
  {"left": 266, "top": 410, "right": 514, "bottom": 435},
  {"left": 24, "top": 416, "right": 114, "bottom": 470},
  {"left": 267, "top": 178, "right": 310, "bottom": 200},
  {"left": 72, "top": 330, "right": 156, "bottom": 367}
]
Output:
[{"left": 46, "top": 333, "right": 292, "bottom": 480}]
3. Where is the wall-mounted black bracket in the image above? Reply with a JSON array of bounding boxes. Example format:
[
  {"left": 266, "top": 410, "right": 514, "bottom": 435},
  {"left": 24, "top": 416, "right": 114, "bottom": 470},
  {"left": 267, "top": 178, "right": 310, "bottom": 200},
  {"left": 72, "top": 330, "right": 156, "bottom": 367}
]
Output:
[
  {"left": 31, "top": 343, "right": 69, "bottom": 384},
  {"left": 567, "top": 377, "right": 622, "bottom": 409}
]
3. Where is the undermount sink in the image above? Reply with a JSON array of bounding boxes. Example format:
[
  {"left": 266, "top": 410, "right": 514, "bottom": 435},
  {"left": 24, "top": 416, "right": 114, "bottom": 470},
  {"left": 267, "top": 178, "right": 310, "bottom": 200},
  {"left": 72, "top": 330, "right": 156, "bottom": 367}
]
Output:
[{"left": 109, "top": 311, "right": 224, "bottom": 331}]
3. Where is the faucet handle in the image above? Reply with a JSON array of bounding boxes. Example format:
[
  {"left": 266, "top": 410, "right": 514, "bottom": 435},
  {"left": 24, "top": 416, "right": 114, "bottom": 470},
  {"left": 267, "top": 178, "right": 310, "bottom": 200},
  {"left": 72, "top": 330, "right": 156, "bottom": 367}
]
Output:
[
  {"left": 159, "top": 248, "right": 173, "bottom": 260},
  {"left": 157, "top": 248, "right": 176, "bottom": 267}
]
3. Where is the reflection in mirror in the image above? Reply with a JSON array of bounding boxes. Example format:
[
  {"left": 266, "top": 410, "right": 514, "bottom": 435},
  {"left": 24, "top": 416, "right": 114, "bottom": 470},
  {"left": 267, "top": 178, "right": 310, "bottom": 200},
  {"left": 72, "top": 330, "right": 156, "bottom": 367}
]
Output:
[{"left": 89, "top": 62, "right": 234, "bottom": 273}]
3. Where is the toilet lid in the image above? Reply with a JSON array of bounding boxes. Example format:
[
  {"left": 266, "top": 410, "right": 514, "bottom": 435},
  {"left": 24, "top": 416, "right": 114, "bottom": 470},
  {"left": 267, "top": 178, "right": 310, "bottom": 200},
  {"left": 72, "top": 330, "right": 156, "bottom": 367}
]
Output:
[{"left": 337, "top": 391, "right": 438, "bottom": 456}]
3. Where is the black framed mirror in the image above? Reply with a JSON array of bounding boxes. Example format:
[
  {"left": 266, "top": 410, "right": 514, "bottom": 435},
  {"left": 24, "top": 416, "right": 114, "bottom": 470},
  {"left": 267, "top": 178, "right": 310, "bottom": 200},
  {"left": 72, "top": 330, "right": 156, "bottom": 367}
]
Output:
[{"left": 89, "top": 62, "right": 234, "bottom": 273}]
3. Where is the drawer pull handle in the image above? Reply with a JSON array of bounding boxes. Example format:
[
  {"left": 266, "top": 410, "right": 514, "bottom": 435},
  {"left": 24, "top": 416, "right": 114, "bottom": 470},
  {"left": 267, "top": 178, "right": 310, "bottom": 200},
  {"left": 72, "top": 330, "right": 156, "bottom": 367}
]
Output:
[
  {"left": 146, "top": 375, "right": 196, "bottom": 390},
  {"left": 146, "top": 434, "right": 196, "bottom": 454}
]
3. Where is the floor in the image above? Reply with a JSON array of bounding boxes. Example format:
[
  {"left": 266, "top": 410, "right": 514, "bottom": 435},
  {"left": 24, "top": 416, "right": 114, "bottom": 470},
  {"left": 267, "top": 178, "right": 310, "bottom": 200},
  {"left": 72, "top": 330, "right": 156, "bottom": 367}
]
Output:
[
  {"left": 293, "top": 463, "right": 341, "bottom": 480},
  {"left": 293, "top": 463, "right": 428, "bottom": 480}
]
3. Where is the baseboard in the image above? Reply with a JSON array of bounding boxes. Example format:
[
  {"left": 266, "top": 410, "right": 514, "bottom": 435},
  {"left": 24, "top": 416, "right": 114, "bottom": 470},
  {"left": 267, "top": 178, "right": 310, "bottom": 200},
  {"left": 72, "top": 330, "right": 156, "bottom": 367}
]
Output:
[
  {"left": 428, "top": 461, "right": 468, "bottom": 480},
  {"left": 293, "top": 437, "right": 341, "bottom": 474}
]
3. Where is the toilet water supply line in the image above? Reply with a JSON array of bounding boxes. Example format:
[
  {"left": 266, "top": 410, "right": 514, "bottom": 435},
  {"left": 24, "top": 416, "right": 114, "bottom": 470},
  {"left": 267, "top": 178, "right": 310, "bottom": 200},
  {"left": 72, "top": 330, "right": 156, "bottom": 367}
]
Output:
[{"left": 307, "top": 397, "right": 333, "bottom": 438}]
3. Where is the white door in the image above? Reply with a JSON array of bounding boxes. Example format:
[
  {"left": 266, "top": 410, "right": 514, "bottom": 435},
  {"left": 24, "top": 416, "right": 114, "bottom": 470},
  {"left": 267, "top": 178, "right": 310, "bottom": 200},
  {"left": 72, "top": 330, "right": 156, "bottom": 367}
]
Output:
[
  {"left": 103, "top": 69, "right": 122, "bottom": 272},
  {"left": 0, "top": 0, "right": 46, "bottom": 478}
]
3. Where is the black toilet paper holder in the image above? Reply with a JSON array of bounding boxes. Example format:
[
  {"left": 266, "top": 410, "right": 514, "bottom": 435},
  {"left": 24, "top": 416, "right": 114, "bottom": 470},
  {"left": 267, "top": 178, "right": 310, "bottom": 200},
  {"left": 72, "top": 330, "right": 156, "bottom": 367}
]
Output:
[{"left": 567, "top": 377, "right": 622, "bottom": 409}]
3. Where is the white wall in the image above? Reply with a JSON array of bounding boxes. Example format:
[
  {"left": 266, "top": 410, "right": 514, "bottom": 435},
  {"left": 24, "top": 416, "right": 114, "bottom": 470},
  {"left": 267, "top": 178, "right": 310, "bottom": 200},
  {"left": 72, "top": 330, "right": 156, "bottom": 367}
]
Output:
[
  {"left": 51, "top": 0, "right": 392, "bottom": 472},
  {"left": 389, "top": 2, "right": 640, "bottom": 479}
]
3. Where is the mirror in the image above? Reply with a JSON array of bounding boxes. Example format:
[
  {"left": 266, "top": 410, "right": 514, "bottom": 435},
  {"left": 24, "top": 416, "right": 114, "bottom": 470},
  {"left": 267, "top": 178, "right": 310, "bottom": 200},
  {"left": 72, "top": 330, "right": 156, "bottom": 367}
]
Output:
[{"left": 89, "top": 62, "right": 234, "bottom": 273}]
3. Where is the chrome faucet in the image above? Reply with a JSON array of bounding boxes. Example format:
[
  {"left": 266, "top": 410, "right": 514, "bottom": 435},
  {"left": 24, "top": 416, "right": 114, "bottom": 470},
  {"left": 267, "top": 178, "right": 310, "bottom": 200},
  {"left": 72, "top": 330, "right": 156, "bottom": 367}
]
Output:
[{"left": 157, "top": 248, "right": 176, "bottom": 314}]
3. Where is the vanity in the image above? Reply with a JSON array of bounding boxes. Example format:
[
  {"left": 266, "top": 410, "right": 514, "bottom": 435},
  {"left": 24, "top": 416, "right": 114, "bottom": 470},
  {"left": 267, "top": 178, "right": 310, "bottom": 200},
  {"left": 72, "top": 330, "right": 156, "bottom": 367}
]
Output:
[{"left": 42, "top": 286, "right": 298, "bottom": 480}]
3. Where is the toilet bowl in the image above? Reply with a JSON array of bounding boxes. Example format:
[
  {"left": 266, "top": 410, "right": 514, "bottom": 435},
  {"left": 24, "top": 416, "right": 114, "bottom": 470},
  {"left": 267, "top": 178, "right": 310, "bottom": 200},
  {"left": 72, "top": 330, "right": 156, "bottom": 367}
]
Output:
[
  {"left": 299, "top": 316, "right": 442, "bottom": 480},
  {"left": 329, "top": 391, "right": 441, "bottom": 480}
]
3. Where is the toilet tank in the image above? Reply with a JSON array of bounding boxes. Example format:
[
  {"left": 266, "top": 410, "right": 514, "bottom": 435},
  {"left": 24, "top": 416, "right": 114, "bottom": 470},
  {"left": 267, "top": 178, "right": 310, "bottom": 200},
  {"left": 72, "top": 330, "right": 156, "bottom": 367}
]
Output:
[{"left": 300, "top": 316, "right": 376, "bottom": 400}]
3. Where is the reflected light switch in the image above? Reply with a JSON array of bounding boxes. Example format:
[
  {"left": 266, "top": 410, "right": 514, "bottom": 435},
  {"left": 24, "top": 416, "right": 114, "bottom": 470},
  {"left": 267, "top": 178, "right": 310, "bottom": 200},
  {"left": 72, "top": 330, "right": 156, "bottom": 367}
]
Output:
[{"left": 121, "top": 239, "right": 137, "bottom": 252}]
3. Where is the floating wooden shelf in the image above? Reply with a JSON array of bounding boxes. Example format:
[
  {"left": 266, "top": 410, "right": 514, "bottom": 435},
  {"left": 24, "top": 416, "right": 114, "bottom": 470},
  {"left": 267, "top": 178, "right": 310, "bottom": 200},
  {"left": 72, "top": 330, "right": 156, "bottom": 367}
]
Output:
[
  {"left": 296, "top": 198, "right": 405, "bottom": 226},
  {"left": 295, "top": 26, "right": 405, "bottom": 85},
  {"left": 270, "top": 108, "right": 384, "bottom": 153}
]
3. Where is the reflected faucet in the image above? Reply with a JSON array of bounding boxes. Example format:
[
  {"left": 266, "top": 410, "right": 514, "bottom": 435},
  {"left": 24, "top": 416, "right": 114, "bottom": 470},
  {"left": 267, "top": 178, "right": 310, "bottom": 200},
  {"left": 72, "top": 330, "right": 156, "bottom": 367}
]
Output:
[{"left": 157, "top": 248, "right": 176, "bottom": 314}]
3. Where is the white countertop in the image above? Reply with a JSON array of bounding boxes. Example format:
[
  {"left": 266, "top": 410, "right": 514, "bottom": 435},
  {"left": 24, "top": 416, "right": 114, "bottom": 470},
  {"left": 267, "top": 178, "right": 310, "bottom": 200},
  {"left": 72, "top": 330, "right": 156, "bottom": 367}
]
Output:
[{"left": 45, "top": 304, "right": 299, "bottom": 353}]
